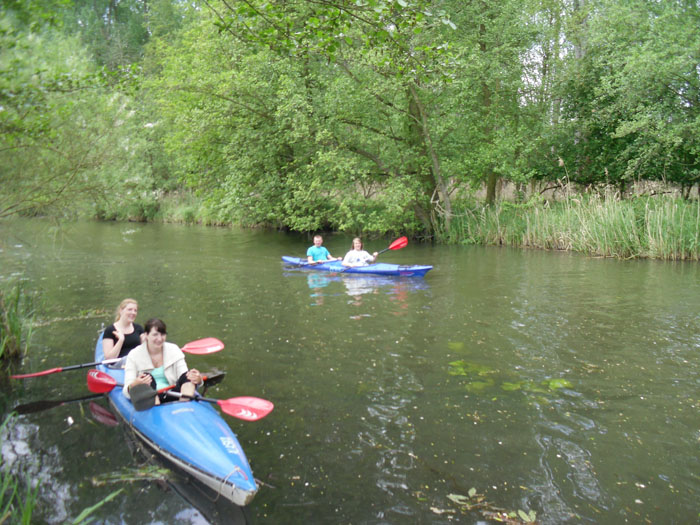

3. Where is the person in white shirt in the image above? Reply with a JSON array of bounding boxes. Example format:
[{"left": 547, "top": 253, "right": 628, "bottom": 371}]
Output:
[
  {"left": 342, "top": 237, "right": 379, "bottom": 267},
  {"left": 124, "top": 318, "right": 202, "bottom": 404}
]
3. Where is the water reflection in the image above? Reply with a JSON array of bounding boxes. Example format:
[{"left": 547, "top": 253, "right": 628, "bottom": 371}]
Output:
[
  {"left": 2, "top": 419, "right": 74, "bottom": 524},
  {"left": 307, "top": 273, "right": 331, "bottom": 306},
  {"left": 301, "top": 270, "right": 430, "bottom": 309},
  {"left": 341, "top": 275, "right": 377, "bottom": 308}
]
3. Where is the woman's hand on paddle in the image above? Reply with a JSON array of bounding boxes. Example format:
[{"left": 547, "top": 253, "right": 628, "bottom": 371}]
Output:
[
  {"left": 132, "top": 372, "right": 152, "bottom": 386},
  {"left": 187, "top": 368, "right": 203, "bottom": 385}
]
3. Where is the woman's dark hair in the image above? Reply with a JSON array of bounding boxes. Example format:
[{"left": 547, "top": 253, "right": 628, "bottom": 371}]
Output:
[{"left": 145, "top": 318, "right": 167, "bottom": 335}]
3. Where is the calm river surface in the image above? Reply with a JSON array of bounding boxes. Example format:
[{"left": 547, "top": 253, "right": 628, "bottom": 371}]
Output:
[{"left": 1, "top": 219, "right": 699, "bottom": 524}]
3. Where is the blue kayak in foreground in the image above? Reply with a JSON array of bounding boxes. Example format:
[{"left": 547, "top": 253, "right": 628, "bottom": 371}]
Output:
[
  {"left": 94, "top": 335, "right": 258, "bottom": 506},
  {"left": 282, "top": 256, "right": 432, "bottom": 277}
]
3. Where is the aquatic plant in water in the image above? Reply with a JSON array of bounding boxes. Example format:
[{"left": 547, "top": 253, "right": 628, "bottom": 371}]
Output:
[{"left": 448, "top": 359, "right": 573, "bottom": 396}]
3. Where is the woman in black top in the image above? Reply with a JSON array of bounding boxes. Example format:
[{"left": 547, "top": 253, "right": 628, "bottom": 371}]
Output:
[{"left": 103, "top": 298, "right": 144, "bottom": 359}]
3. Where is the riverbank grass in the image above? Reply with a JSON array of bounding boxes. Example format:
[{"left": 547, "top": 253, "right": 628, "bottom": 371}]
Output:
[
  {"left": 445, "top": 195, "right": 700, "bottom": 260},
  {"left": 0, "top": 282, "right": 34, "bottom": 365}
]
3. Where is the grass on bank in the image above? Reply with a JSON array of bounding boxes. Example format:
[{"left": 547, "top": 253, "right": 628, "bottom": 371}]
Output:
[
  {"left": 0, "top": 282, "right": 34, "bottom": 365},
  {"left": 442, "top": 195, "right": 700, "bottom": 260},
  {"left": 89, "top": 187, "right": 699, "bottom": 260}
]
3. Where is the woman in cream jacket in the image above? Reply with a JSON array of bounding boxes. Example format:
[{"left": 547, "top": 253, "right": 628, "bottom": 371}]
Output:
[{"left": 124, "top": 318, "right": 202, "bottom": 402}]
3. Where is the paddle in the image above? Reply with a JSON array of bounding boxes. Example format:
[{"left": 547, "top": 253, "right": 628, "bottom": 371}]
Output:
[
  {"left": 340, "top": 236, "right": 408, "bottom": 272},
  {"left": 11, "top": 337, "right": 224, "bottom": 379},
  {"left": 161, "top": 391, "right": 274, "bottom": 422},
  {"left": 377, "top": 236, "right": 408, "bottom": 256},
  {"left": 12, "top": 372, "right": 227, "bottom": 416},
  {"left": 86, "top": 370, "right": 272, "bottom": 422},
  {"left": 11, "top": 358, "right": 121, "bottom": 379},
  {"left": 13, "top": 393, "right": 106, "bottom": 415}
]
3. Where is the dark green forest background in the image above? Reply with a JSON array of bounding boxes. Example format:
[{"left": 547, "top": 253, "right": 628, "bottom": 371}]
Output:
[{"left": 1, "top": 0, "right": 699, "bottom": 256}]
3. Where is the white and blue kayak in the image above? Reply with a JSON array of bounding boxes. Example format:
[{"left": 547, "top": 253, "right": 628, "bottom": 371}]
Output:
[
  {"left": 282, "top": 256, "right": 432, "bottom": 277},
  {"left": 94, "top": 335, "right": 258, "bottom": 506}
]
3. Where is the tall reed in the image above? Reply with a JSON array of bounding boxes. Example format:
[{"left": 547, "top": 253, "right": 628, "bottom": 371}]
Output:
[
  {"left": 443, "top": 195, "right": 700, "bottom": 260},
  {"left": 0, "top": 282, "right": 34, "bottom": 364}
]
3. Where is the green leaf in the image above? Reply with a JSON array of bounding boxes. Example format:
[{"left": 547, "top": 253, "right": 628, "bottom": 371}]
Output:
[
  {"left": 72, "top": 489, "right": 123, "bottom": 524},
  {"left": 447, "top": 493, "right": 469, "bottom": 505},
  {"left": 545, "top": 378, "right": 573, "bottom": 390},
  {"left": 501, "top": 381, "right": 522, "bottom": 391},
  {"left": 518, "top": 509, "right": 536, "bottom": 522}
]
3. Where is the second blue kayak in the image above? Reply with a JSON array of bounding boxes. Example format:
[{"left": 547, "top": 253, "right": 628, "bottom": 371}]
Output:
[{"left": 282, "top": 256, "right": 432, "bottom": 277}]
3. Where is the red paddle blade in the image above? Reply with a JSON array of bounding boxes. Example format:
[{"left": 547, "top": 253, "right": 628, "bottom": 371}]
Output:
[
  {"left": 389, "top": 236, "right": 408, "bottom": 250},
  {"left": 87, "top": 369, "right": 118, "bottom": 393},
  {"left": 11, "top": 367, "right": 63, "bottom": 379},
  {"left": 181, "top": 337, "right": 224, "bottom": 355},
  {"left": 218, "top": 396, "right": 274, "bottom": 421}
]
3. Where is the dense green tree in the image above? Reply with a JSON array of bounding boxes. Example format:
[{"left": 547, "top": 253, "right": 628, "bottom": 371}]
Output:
[
  {"left": 3, "top": 0, "right": 699, "bottom": 231},
  {"left": 552, "top": 0, "right": 700, "bottom": 195},
  {"left": 62, "top": 0, "right": 150, "bottom": 69},
  {"left": 0, "top": 8, "right": 155, "bottom": 219}
]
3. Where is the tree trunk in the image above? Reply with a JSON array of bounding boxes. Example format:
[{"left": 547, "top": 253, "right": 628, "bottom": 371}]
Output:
[{"left": 407, "top": 83, "right": 452, "bottom": 232}]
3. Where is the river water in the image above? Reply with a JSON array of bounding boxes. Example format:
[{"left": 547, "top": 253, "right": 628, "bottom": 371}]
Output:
[{"left": 0, "top": 219, "right": 698, "bottom": 524}]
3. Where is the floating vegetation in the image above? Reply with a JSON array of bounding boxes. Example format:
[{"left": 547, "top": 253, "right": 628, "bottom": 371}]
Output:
[
  {"left": 448, "top": 360, "right": 496, "bottom": 378},
  {"left": 32, "top": 308, "right": 108, "bottom": 327},
  {"left": 447, "top": 490, "right": 537, "bottom": 524},
  {"left": 448, "top": 359, "right": 573, "bottom": 397},
  {"left": 72, "top": 489, "right": 123, "bottom": 524},
  {"left": 499, "top": 378, "right": 573, "bottom": 394},
  {"left": 91, "top": 465, "right": 171, "bottom": 486}
]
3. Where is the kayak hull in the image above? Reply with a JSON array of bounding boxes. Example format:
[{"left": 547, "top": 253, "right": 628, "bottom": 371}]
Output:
[
  {"left": 95, "top": 335, "right": 257, "bottom": 506},
  {"left": 282, "top": 256, "right": 432, "bottom": 277}
]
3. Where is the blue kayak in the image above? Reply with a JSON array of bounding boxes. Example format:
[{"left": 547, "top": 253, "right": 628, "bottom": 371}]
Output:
[
  {"left": 282, "top": 256, "right": 432, "bottom": 277},
  {"left": 94, "top": 335, "right": 258, "bottom": 506}
]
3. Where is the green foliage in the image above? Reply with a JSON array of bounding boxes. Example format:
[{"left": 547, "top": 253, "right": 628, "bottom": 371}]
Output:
[
  {"left": 553, "top": 0, "right": 700, "bottom": 189},
  {"left": 448, "top": 358, "right": 574, "bottom": 398},
  {"left": 0, "top": 281, "right": 34, "bottom": 363},
  {"left": 62, "top": 0, "right": 149, "bottom": 69},
  {"left": 2, "top": 0, "right": 699, "bottom": 245},
  {"left": 0, "top": 9, "right": 159, "bottom": 220}
]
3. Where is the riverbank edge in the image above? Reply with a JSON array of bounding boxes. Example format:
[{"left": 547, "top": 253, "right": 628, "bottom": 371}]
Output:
[{"left": 97, "top": 193, "right": 700, "bottom": 261}]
